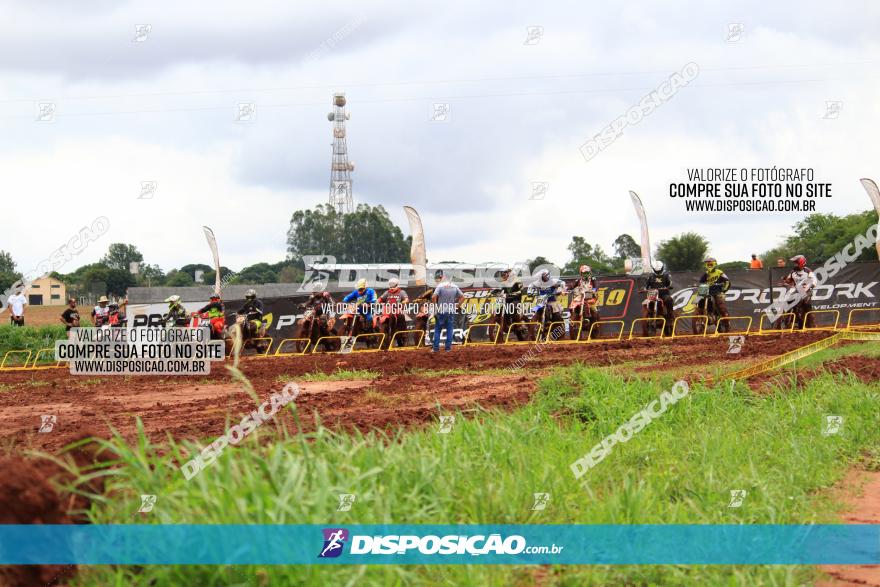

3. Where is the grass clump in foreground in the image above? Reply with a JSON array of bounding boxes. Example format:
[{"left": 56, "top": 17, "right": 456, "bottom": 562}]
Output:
[{"left": 63, "top": 366, "right": 879, "bottom": 586}]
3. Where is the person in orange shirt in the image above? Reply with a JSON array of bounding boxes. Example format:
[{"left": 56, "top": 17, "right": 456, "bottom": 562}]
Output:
[{"left": 749, "top": 254, "right": 764, "bottom": 269}]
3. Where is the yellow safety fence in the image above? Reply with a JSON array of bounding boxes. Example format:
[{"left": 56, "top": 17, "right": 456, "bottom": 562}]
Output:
[
  {"left": 464, "top": 323, "right": 500, "bottom": 346},
  {"left": 388, "top": 329, "right": 425, "bottom": 350}
]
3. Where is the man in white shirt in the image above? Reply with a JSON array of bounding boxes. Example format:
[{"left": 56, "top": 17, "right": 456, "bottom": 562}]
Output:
[{"left": 7, "top": 289, "right": 27, "bottom": 326}]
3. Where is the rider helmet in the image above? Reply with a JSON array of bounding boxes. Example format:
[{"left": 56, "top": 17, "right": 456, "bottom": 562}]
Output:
[
  {"left": 790, "top": 255, "right": 807, "bottom": 270},
  {"left": 388, "top": 277, "right": 400, "bottom": 289},
  {"left": 579, "top": 264, "right": 592, "bottom": 276},
  {"left": 652, "top": 260, "right": 665, "bottom": 274},
  {"left": 244, "top": 289, "right": 257, "bottom": 300},
  {"left": 704, "top": 257, "right": 717, "bottom": 270},
  {"left": 164, "top": 295, "right": 180, "bottom": 304},
  {"left": 210, "top": 293, "right": 220, "bottom": 301},
  {"left": 539, "top": 269, "right": 550, "bottom": 282},
  {"left": 356, "top": 278, "right": 367, "bottom": 292}
]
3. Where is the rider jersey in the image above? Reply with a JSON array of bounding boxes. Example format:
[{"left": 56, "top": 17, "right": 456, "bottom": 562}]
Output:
[
  {"left": 198, "top": 300, "right": 224, "bottom": 318},
  {"left": 500, "top": 279, "right": 524, "bottom": 302},
  {"left": 644, "top": 272, "right": 672, "bottom": 292},
  {"left": 343, "top": 288, "right": 377, "bottom": 319},
  {"left": 238, "top": 299, "right": 264, "bottom": 318},
  {"left": 570, "top": 277, "right": 597, "bottom": 302},
  {"left": 528, "top": 278, "right": 565, "bottom": 301},
  {"left": 699, "top": 268, "right": 730, "bottom": 293},
  {"left": 379, "top": 288, "right": 409, "bottom": 314},
  {"left": 785, "top": 268, "right": 817, "bottom": 295}
]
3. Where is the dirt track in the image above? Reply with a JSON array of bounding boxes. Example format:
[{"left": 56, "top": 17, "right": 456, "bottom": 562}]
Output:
[{"left": 0, "top": 332, "right": 836, "bottom": 453}]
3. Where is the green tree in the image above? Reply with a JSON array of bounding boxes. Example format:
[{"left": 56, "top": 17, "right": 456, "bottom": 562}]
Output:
[
  {"left": 718, "top": 261, "right": 749, "bottom": 272},
  {"left": 287, "top": 203, "right": 410, "bottom": 265},
  {"left": 612, "top": 234, "right": 641, "bottom": 261},
  {"left": 101, "top": 243, "right": 144, "bottom": 272},
  {"left": 137, "top": 264, "right": 166, "bottom": 287},
  {"left": 0, "top": 250, "right": 21, "bottom": 293},
  {"left": 179, "top": 264, "right": 213, "bottom": 283},
  {"left": 165, "top": 270, "right": 195, "bottom": 287},
  {"left": 762, "top": 210, "right": 877, "bottom": 265},
  {"left": 277, "top": 265, "right": 303, "bottom": 283},
  {"left": 655, "top": 232, "right": 710, "bottom": 271},
  {"left": 232, "top": 263, "right": 279, "bottom": 284},
  {"left": 563, "top": 236, "right": 613, "bottom": 274},
  {"left": 526, "top": 256, "right": 555, "bottom": 273}
]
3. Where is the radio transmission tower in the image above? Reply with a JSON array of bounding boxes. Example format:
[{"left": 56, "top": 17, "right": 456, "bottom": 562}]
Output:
[{"left": 327, "top": 93, "right": 354, "bottom": 214}]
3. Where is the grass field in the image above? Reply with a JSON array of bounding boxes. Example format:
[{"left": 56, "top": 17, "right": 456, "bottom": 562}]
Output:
[{"left": 53, "top": 361, "right": 880, "bottom": 586}]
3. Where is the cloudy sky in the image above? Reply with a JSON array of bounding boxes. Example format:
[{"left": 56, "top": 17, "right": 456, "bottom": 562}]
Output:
[{"left": 2, "top": 0, "right": 879, "bottom": 275}]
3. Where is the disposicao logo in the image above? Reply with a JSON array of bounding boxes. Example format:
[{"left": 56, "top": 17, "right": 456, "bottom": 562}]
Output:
[{"left": 319, "top": 528, "right": 349, "bottom": 558}]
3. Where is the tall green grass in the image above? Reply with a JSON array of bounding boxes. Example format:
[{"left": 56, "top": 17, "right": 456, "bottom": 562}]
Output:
[
  {"left": 0, "top": 324, "right": 70, "bottom": 365},
  {"left": 59, "top": 366, "right": 879, "bottom": 586}
]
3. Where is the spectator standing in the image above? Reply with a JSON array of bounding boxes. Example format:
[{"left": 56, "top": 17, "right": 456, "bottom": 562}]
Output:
[
  {"left": 60, "top": 298, "right": 80, "bottom": 337},
  {"left": 92, "top": 295, "right": 110, "bottom": 327},
  {"left": 7, "top": 289, "right": 27, "bottom": 326},
  {"left": 430, "top": 272, "right": 464, "bottom": 352},
  {"left": 749, "top": 254, "right": 764, "bottom": 270},
  {"left": 776, "top": 257, "right": 786, "bottom": 268}
]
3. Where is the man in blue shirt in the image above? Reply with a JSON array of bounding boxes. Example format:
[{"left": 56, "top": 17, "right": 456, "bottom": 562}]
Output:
[
  {"left": 342, "top": 278, "right": 377, "bottom": 334},
  {"left": 430, "top": 271, "right": 464, "bottom": 352}
]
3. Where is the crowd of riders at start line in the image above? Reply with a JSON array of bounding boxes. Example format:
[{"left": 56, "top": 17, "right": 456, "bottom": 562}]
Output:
[{"left": 54, "top": 255, "right": 818, "bottom": 338}]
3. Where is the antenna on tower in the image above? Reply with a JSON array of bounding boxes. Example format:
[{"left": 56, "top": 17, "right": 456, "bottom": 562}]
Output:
[{"left": 327, "top": 93, "right": 355, "bottom": 214}]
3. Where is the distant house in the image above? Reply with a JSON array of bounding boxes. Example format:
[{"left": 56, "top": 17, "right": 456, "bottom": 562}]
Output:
[{"left": 27, "top": 276, "right": 66, "bottom": 306}]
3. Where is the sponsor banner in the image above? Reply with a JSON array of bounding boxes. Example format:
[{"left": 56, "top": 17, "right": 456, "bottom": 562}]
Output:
[
  {"left": 128, "top": 262, "right": 879, "bottom": 348},
  {"left": 0, "top": 524, "right": 877, "bottom": 565}
]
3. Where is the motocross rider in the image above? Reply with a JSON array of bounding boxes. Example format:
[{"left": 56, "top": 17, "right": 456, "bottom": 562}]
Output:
[
  {"left": 237, "top": 289, "right": 265, "bottom": 337},
  {"left": 342, "top": 278, "right": 377, "bottom": 331},
  {"left": 163, "top": 295, "right": 190, "bottom": 327},
  {"left": 697, "top": 257, "right": 730, "bottom": 323},
  {"left": 197, "top": 293, "right": 226, "bottom": 338},
  {"left": 527, "top": 269, "right": 566, "bottom": 332},
  {"left": 782, "top": 255, "right": 818, "bottom": 328},
  {"left": 643, "top": 260, "right": 675, "bottom": 335},
  {"left": 377, "top": 277, "right": 409, "bottom": 332},
  {"left": 570, "top": 264, "right": 600, "bottom": 327}
]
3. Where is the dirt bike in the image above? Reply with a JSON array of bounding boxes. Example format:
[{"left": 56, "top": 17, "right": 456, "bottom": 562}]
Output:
[
  {"left": 296, "top": 305, "right": 338, "bottom": 352},
  {"left": 488, "top": 290, "right": 526, "bottom": 343},
  {"left": 189, "top": 312, "right": 225, "bottom": 340},
  {"left": 530, "top": 292, "right": 565, "bottom": 341},
  {"left": 639, "top": 288, "right": 666, "bottom": 337},
  {"left": 569, "top": 289, "right": 599, "bottom": 340},
  {"left": 691, "top": 283, "right": 727, "bottom": 335},
  {"left": 226, "top": 312, "right": 270, "bottom": 355},
  {"left": 333, "top": 304, "right": 378, "bottom": 352},
  {"left": 776, "top": 279, "right": 815, "bottom": 330},
  {"left": 377, "top": 311, "right": 408, "bottom": 349}
]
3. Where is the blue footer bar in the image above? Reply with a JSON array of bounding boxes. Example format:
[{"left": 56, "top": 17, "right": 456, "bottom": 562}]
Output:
[{"left": 1, "top": 525, "right": 878, "bottom": 565}]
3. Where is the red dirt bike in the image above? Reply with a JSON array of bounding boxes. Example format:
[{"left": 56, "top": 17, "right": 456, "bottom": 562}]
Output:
[
  {"left": 376, "top": 310, "right": 408, "bottom": 349},
  {"left": 296, "top": 304, "right": 338, "bottom": 352},
  {"left": 691, "top": 283, "right": 728, "bottom": 335},
  {"left": 189, "top": 312, "right": 226, "bottom": 340},
  {"left": 639, "top": 288, "right": 666, "bottom": 337},
  {"left": 569, "top": 289, "right": 599, "bottom": 340}
]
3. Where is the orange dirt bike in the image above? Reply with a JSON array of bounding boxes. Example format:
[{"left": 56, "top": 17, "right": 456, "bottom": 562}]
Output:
[
  {"left": 691, "top": 283, "right": 728, "bottom": 335},
  {"left": 376, "top": 309, "right": 408, "bottom": 349},
  {"left": 332, "top": 303, "right": 378, "bottom": 351},
  {"left": 569, "top": 289, "right": 599, "bottom": 340},
  {"left": 639, "top": 288, "right": 667, "bottom": 337},
  {"left": 296, "top": 304, "right": 338, "bottom": 352}
]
